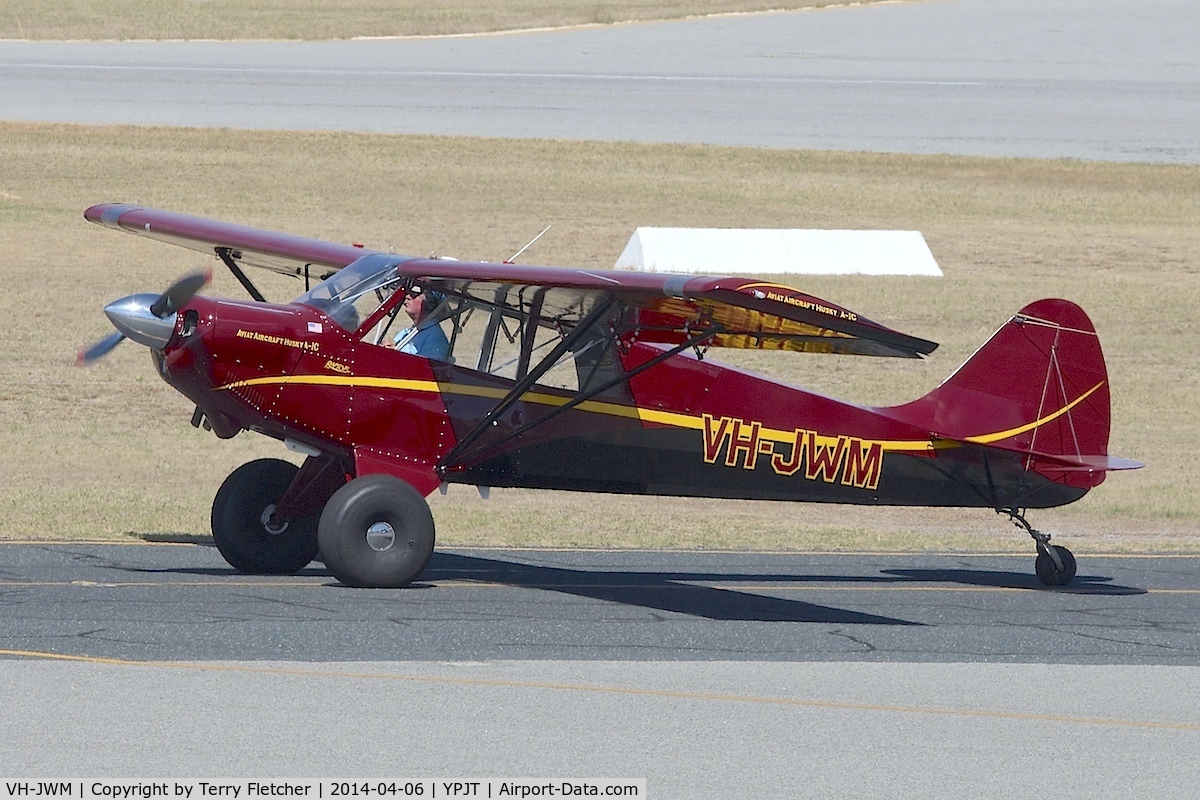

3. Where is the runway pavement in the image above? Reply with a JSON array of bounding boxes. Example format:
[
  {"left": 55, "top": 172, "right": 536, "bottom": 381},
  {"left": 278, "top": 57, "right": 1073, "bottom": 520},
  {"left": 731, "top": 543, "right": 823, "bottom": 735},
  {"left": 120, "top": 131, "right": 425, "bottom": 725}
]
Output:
[
  {"left": 2, "top": 544, "right": 1199, "bottom": 795},
  {"left": 2, "top": 0, "right": 1198, "bottom": 162},
  {"left": 3, "top": 543, "right": 1199, "bottom": 664}
]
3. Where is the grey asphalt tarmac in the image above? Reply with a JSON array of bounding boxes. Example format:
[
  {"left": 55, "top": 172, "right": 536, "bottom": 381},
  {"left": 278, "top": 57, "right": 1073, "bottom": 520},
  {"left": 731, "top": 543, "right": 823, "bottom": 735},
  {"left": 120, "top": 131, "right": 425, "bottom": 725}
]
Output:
[
  {"left": 3, "top": 544, "right": 1198, "bottom": 664},
  {"left": 2, "top": 0, "right": 1198, "bottom": 162},
  {"left": 2, "top": 544, "right": 1199, "bottom": 796}
]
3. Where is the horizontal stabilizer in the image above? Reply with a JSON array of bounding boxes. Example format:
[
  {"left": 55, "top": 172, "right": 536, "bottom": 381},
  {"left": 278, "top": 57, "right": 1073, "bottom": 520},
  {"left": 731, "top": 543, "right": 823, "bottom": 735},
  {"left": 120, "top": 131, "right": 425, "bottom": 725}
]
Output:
[{"left": 1026, "top": 453, "right": 1145, "bottom": 472}]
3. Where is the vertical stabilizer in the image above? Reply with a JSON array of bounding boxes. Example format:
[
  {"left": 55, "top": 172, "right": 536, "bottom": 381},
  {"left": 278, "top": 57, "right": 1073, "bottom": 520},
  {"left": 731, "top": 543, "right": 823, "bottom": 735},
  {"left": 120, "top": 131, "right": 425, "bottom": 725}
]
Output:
[{"left": 885, "top": 299, "right": 1134, "bottom": 488}]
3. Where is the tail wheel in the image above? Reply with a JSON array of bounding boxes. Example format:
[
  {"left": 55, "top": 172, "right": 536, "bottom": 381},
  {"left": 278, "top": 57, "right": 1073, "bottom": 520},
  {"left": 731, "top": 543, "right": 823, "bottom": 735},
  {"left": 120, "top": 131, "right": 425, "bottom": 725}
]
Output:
[
  {"left": 211, "top": 458, "right": 320, "bottom": 574},
  {"left": 1006, "top": 510, "right": 1078, "bottom": 588},
  {"left": 317, "top": 474, "right": 435, "bottom": 588},
  {"left": 1035, "top": 545, "right": 1077, "bottom": 587}
]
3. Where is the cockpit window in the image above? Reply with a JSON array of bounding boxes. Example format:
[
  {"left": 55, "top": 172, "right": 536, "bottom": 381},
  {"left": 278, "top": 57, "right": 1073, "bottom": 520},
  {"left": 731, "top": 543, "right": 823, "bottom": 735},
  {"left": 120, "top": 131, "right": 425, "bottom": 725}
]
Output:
[
  {"left": 295, "top": 254, "right": 406, "bottom": 332},
  {"left": 292, "top": 255, "right": 621, "bottom": 397}
]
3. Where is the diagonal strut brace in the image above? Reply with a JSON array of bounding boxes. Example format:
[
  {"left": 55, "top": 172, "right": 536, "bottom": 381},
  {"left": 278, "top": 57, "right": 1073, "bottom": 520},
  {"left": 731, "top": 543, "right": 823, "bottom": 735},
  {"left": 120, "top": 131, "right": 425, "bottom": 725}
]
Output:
[
  {"left": 437, "top": 324, "right": 720, "bottom": 476},
  {"left": 215, "top": 246, "right": 267, "bottom": 303},
  {"left": 437, "top": 293, "right": 617, "bottom": 472}
]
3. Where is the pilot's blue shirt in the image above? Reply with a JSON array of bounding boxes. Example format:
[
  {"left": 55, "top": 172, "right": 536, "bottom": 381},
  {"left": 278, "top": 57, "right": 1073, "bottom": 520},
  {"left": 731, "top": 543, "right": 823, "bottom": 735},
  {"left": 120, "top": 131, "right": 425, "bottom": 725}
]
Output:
[{"left": 394, "top": 324, "right": 450, "bottom": 361}]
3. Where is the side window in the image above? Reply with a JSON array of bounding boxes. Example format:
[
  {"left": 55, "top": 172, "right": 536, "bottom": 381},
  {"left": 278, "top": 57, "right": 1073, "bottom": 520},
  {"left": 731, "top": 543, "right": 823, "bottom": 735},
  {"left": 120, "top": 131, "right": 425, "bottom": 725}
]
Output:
[
  {"left": 572, "top": 333, "right": 627, "bottom": 400},
  {"left": 364, "top": 290, "right": 453, "bottom": 362},
  {"left": 446, "top": 291, "right": 624, "bottom": 397},
  {"left": 297, "top": 254, "right": 404, "bottom": 334},
  {"left": 360, "top": 297, "right": 406, "bottom": 347},
  {"left": 360, "top": 283, "right": 628, "bottom": 399},
  {"left": 452, "top": 294, "right": 577, "bottom": 390}
]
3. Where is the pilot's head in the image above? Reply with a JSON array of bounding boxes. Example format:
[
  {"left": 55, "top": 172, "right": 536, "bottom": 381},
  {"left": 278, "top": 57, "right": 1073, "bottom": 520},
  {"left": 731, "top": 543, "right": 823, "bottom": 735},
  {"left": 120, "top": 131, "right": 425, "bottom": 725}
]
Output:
[{"left": 403, "top": 288, "right": 445, "bottom": 323}]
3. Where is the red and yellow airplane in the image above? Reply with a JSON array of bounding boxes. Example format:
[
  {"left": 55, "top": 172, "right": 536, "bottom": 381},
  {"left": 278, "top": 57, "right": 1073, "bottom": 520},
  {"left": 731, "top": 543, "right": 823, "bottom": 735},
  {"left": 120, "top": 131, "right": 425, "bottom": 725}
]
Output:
[{"left": 79, "top": 204, "right": 1141, "bottom": 588}]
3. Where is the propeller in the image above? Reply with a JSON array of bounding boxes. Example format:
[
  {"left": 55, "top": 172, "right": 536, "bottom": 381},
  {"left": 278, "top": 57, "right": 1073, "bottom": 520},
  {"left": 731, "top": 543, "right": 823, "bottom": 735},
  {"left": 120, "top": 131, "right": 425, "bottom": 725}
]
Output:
[
  {"left": 76, "top": 269, "right": 211, "bottom": 366},
  {"left": 150, "top": 270, "right": 210, "bottom": 318}
]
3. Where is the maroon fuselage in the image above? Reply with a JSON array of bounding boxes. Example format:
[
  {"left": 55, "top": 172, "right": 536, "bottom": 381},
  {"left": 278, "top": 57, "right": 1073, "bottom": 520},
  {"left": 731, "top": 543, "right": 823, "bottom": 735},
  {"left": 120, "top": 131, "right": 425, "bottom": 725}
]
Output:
[{"left": 161, "top": 295, "right": 1098, "bottom": 512}]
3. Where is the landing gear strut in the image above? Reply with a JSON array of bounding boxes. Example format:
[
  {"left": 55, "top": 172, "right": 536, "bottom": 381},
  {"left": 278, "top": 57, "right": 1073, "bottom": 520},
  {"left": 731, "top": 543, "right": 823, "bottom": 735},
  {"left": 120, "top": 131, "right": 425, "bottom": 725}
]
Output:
[{"left": 1006, "top": 510, "right": 1076, "bottom": 587}]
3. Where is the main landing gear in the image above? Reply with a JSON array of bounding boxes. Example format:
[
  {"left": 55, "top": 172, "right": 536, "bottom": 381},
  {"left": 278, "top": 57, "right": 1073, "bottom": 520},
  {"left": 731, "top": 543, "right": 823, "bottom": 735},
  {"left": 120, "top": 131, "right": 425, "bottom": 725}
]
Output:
[
  {"left": 317, "top": 474, "right": 436, "bottom": 588},
  {"left": 1006, "top": 510, "right": 1077, "bottom": 587},
  {"left": 211, "top": 460, "right": 436, "bottom": 588},
  {"left": 211, "top": 459, "right": 320, "bottom": 574}
]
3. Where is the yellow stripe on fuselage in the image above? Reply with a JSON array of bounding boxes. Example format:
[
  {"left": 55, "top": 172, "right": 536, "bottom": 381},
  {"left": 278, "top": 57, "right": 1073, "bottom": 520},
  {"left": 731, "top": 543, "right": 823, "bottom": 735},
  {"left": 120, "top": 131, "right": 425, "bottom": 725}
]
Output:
[
  {"left": 217, "top": 374, "right": 671, "bottom": 426},
  {"left": 218, "top": 373, "right": 879, "bottom": 441},
  {"left": 215, "top": 374, "right": 1103, "bottom": 456}
]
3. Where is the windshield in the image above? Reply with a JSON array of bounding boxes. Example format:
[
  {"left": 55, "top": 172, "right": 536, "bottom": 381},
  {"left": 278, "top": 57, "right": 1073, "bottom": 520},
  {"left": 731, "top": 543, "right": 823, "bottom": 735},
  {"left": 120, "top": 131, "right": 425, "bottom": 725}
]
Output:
[{"left": 294, "top": 253, "right": 407, "bottom": 332}]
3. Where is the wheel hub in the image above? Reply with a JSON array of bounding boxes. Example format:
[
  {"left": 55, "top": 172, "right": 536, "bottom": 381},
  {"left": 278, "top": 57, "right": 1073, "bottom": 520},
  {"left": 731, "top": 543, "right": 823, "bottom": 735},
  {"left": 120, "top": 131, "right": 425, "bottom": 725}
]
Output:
[
  {"left": 365, "top": 521, "right": 397, "bottom": 552},
  {"left": 260, "top": 504, "right": 289, "bottom": 535}
]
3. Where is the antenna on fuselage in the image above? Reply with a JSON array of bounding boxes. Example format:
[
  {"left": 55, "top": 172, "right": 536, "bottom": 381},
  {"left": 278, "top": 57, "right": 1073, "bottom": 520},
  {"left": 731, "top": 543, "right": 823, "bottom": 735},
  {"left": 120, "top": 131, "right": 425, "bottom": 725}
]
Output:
[{"left": 504, "top": 225, "right": 552, "bottom": 264}]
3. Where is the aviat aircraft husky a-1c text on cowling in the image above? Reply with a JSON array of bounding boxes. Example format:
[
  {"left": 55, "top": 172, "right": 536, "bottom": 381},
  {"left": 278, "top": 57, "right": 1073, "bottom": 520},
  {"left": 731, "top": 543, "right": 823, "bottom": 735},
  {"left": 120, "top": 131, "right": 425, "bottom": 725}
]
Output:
[{"left": 78, "top": 204, "right": 1142, "bottom": 588}]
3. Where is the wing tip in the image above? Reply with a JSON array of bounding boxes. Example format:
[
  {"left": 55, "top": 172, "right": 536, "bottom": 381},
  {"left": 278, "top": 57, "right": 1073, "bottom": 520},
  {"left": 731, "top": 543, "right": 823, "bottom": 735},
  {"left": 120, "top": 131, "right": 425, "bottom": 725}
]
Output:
[{"left": 85, "top": 203, "right": 142, "bottom": 229}]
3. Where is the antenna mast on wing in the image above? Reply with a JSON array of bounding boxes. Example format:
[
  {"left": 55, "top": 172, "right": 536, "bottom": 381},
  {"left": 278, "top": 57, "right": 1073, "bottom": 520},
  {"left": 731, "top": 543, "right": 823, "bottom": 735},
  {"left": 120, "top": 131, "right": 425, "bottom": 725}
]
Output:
[{"left": 505, "top": 225, "right": 552, "bottom": 264}]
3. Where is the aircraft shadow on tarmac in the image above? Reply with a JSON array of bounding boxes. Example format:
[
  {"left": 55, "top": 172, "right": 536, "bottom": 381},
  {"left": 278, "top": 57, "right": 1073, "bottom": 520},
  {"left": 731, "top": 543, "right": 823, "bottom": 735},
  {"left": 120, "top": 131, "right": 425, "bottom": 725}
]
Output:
[
  {"left": 126, "top": 552, "right": 916, "bottom": 625},
  {"left": 414, "top": 554, "right": 1148, "bottom": 622},
  {"left": 421, "top": 553, "right": 920, "bottom": 626},
  {"left": 878, "top": 568, "right": 1146, "bottom": 595},
  {"left": 125, "top": 551, "right": 1147, "bottom": 625}
]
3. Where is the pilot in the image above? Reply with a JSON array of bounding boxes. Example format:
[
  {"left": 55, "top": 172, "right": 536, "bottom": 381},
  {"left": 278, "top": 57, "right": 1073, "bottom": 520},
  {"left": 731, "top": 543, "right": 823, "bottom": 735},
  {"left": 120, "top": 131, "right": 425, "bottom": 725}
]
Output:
[{"left": 393, "top": 288, "right": 450, "bottom": 361}]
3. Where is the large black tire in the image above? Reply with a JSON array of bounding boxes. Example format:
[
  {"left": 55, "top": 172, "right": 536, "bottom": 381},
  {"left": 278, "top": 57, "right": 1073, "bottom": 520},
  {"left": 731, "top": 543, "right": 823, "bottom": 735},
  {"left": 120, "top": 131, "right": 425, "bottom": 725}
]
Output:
[
  {"left": 317, "top": 474, "right": 435, "bottom": 588},
  {"left": 1035, "top": 545, "right": 1077, "bottom": 587},
  {"left": 211, "top": 458, "right": 320, "bottom": 574}
]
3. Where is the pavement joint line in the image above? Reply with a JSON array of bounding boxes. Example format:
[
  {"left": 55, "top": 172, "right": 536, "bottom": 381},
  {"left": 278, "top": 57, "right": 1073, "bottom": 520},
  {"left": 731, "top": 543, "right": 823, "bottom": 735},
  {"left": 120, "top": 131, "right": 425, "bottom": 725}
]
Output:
[{"left": 1, "top": 647, "right": 1197, "bottom": 733}]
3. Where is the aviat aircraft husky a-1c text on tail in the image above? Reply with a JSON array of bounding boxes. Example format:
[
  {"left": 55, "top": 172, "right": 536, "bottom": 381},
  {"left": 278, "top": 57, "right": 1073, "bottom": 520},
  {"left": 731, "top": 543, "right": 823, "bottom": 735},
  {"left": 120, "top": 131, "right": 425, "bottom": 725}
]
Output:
[{"left": 79, "top": 204, "right": 1142, "bottom": 588}]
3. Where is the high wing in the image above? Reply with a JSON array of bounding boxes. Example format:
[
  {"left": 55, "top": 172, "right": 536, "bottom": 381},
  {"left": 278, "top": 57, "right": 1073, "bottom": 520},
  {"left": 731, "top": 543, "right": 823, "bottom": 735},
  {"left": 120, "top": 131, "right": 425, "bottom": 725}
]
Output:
[
  {"left": 87, "top": 203, "right": 937, "bottom": 358},
  {"left": 86, "top": 203, "right": 367, "bottom": 278},
  {"left": 395, "top": 259, "right": 937, "bottom": 358}
]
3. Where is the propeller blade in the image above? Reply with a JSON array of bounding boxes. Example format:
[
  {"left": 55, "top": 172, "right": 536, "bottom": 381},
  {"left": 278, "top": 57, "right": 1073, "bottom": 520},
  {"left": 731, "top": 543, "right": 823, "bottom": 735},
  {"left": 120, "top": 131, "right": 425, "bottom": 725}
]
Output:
[
  {"left": 75, "top": 331, "right": 126, "bottom": 367},
  {"left": 149, "top": 269, "right": 211, "bottom": 318}
]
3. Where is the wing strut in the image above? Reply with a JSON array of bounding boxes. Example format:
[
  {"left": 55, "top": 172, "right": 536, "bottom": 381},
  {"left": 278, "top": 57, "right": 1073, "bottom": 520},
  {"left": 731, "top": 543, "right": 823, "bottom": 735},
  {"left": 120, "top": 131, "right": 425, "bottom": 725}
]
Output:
[
  {"left": 475, "top": 287, "right": 511, "bottom": 373},
  {"left": 516, "top": 288, "right": 549, "bottom": 380},
  {"left": 437, "top": 294, "right": 617, "bottom": 473},
  {"left": 437, "top": 323, "right": 720, "bottom": 476},
  {"left": 216, "top": 247, "right": 268, "bottom": 303}
]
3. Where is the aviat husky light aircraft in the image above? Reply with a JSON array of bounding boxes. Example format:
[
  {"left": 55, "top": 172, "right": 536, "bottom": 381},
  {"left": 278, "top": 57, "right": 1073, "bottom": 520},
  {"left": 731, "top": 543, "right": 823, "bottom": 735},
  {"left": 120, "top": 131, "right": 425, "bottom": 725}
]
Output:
[{"left": 79, "top": 203, "right": 1141, "bottom": 588}]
